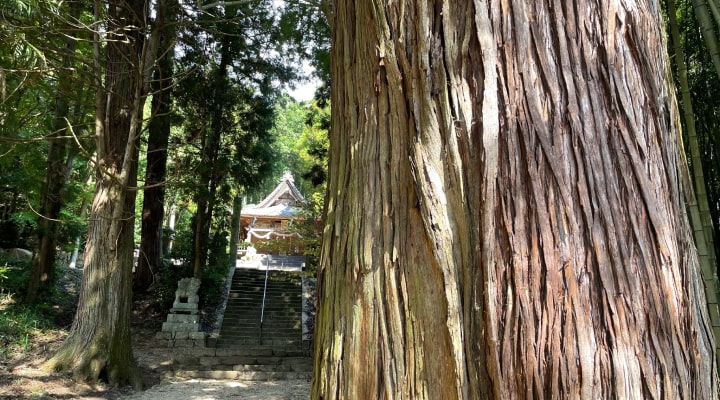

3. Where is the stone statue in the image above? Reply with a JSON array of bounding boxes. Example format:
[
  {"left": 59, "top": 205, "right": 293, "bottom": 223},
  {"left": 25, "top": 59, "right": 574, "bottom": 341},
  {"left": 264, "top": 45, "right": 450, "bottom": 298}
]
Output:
[{"left": 172, "top": 277, "right": 201, "bottom": 312}]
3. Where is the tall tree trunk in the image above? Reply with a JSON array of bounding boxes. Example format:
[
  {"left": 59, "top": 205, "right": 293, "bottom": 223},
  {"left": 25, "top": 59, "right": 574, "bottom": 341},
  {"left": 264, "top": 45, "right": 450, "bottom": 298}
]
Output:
[
  {"left": 192, "top": 33, "right": 231, "bottom": 278},
  {"left": 693, "top": 0, "right": 720, "bottom": 80},
  {"left": 228, "top": 194, "right": 242, "bottom": 266},
  {"left": 136, "top": 0, "right": 177, "bottom": 292},
  {"left": 46, "top": 0, "right": 149, "bottom": 388},
  {"left": 26, "top": 1, "right": 82, "bottom": 303},
  {"left": 312, "top": 1, "right": 717, "bottom": 399}
]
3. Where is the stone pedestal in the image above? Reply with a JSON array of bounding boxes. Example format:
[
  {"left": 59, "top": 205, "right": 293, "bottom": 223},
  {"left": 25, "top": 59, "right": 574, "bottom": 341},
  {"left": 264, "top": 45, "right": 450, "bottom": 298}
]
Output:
[{"left": 156, "top": 277, "right": 206, "bottom": 347}]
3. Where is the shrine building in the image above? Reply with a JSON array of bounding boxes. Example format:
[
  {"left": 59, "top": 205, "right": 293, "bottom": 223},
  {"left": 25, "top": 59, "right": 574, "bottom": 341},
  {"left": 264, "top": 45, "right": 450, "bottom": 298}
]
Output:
[{"left": 240, "top": 173, "right": 304, "bottom": 255}]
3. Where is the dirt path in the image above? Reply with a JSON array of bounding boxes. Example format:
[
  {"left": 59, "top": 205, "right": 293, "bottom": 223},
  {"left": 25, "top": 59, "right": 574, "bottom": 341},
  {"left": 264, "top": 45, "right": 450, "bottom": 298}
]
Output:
[
  {"left": 119, "top": 378, "right": 310, "bottom": 399},
  {"left": 0, "top": 327, "right": 311, "bottom": 399}
]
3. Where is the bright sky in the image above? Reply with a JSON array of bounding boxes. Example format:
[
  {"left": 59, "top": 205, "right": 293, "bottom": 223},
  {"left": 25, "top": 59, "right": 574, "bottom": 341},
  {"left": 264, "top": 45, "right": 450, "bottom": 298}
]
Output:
[
  {"left": 286, "top": 78, "right": 320, "bottom": 102},
  {"left": 285, "top": 60, "right": 321, "bottom": 102}
]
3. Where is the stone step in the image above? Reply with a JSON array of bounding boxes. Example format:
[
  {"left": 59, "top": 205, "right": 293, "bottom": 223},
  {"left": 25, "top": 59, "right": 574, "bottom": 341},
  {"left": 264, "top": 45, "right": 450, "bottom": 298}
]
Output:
[
  {"left": 220, "top": 332, "right": 301, "bottom": 339},
  {"left": 223, "top": 310, "right": 302, "bottom": 317},
  {"left": 228, "top": 289, "right": 300, "bottom": 296},
  {"left": 226, "top": 290, "right": 300, "bottom": 296},
  {"left": 220, "top": 328, "right": 301, "bottom": 335},
  {"left": 227, "top": 299, "right": 301, "bottom": 304},
  {"left": 221, "top": 324, "right": 301, "bottom": 330},
  {"left": 223, "top": 309, "right": 302, "bottom": 316},
  {"left": 220, "top": 321, "right": 301, "bottom": 329},
  {"left": 221, "top": 318, "right": 301, "bottom": 324},
  {"left": 220, "top": 329, "right": 301, "bottom": 335},
  {"left": 178, "top": 354, "right": 310, "bottom": 368},
  {"left": 217, "top": 338, "right": 304, "bottom": 347},
  {"left": 164, "top": 345, "right": 304, "bottom": 357},
  {"left": 224, "top": 305, "right": 301, "bottom": 311},
  {"left": 166, "top": 370, "right": 311, "bottom": 381},
  {"left": 218, "top": 267, "right": 305, "bottom": 350}
]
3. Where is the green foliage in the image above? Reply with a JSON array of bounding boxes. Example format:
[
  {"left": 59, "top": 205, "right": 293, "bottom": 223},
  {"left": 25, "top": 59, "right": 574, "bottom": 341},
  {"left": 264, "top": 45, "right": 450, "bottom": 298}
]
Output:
[
  {"left": 0, "top": 299, "right": 52, "bottom": 356},
  {"left": 200, "top": 261, "right": 228, "bottom": 307},
  {"left": 157, "top": 224, "right": 230, "bottom": 308},
  {"left": 152, "top": 258, "right": 228, "bottom": 310},
  {"left": 207, "top": 228, "right": 229, "bottom": 267},
  {"left": 0, "top": 0, "right": 96, "bottom": 256},
  {"left": 0, "top": 254, "right": 31, "bottom": 295},
  {"left": 0, "top": 253, "right": 53, "bottom": 356},
  {"left": 277, "top": 0, "right": 331, "bottom": 82},
  {"left": 168, "top": 228, "right": 194, "bottom": 265},
  {"left": 291, "top": 195, "right": 323, "bottom": 276},
  {"left": 152, "top": 260, "right": 193, "bottom": 309}
]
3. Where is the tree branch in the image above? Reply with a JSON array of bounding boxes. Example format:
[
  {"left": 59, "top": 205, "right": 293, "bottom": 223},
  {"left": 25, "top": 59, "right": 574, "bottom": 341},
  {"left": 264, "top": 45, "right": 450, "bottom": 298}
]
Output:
[{"left": 197, "top": 0, "right": 255, "bottom": 11}]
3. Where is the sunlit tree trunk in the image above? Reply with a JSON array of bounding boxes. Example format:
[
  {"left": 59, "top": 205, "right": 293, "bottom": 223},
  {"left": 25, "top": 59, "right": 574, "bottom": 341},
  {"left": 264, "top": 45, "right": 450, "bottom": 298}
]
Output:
[
  {"left": 46, "top": 0, "right": 148, "bottom": 388},
  {"left": 312, "top": 1, "right": 718, "bottom": 398}
]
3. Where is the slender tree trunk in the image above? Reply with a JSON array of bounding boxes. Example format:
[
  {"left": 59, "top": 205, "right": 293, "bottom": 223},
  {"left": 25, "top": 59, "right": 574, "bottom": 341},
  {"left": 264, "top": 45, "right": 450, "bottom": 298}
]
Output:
[
  {"left": 46, "top": 0, "right": 149, "bottom": 388},
  {"left": 312, "top": 1, "right": 717, "bottom": 398},
  {"left": 27, "top": 0, "right": 84, "bottom": 303},
  {"left": 228, "top": 194, "right": 242, "bottom": 266},
  {"left": 69, "top": 168, "right": 93, "bottom": 269},
  {"left": 136, "top": 0, "right": 177, "bottom": 292},
  {"left": 667, "top": 0, "right": 720, "bottom": 363},
  {"left": 693, "top": 0, "right": 720, "bottom": 80},
  {"left": 192, "top": 33, "right": 231, "bottom": 278}
]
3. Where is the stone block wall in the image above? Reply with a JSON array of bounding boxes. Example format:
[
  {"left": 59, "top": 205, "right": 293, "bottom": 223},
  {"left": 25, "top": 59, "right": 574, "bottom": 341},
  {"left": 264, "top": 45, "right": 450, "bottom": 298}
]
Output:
[{"left": 155, "top": 331, "right": 207, "bottom": 348}]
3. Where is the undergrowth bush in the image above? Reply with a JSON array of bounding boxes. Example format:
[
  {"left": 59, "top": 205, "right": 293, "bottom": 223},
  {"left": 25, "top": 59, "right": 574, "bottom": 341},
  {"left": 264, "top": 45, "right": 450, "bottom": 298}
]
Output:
[
  {"left": 154, "top": 228, "right": 231, "bottom": 316},
  {"left": 0, "top": 255, "right": 56, "bottom": 357},
  {"left": 153, "top": 260, "right": 193, "bottom": 310},
  {"left": 0, "top": 298, "right": 53, "bottom": 356},
  {"left": 0, "top": 254, "right": 31, "bottom": 296},
  {"left": 200, "top": 262, "right": 228, "bottom": 306}
]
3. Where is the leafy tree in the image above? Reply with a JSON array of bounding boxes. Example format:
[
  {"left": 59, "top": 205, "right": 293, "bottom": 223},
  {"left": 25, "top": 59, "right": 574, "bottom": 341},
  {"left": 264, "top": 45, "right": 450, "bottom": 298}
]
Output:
[
  {"left": 26, "top": 1, "right": 90, "bottom": 302},
  {"left": 173, "top": 0, "right": 292, "bottom": 277},
  {"left": 248, "top": 96, "right": 308, "bottom": 200},
  {"left": 313, "top": 1, "right": 717, "bottom": 398}
]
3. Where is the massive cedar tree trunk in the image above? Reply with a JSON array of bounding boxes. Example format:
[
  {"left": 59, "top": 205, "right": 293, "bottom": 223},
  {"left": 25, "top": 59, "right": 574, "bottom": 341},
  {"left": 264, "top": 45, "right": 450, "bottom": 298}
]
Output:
[
  {"left": 136, "top": 0, "right": 177, "bottom": 292},
  {"left": 312, "top": 1, "right": 718, "bottom": 398},
  {"left": 46, "top": 0, "right": 146, "bottom": 388}
]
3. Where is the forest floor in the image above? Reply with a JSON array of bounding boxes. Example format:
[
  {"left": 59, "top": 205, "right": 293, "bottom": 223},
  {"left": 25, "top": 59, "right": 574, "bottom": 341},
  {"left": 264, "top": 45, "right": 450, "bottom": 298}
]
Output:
[{"left": 0, "top": 268, "right": 310, "bottom": 399}]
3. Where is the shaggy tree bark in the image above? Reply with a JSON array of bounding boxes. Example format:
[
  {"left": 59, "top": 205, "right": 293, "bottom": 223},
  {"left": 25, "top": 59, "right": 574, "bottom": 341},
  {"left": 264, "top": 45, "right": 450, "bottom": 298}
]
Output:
[
  {"left": 312, "top": 1, "right": 718, "bottom": 399},
  {"left": 46, "top": 0, "right": 148, "bottom": 388}
]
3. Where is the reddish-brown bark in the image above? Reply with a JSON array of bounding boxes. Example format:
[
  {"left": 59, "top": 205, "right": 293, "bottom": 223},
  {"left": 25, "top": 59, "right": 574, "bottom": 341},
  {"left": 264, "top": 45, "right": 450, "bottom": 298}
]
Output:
[{"left": 312, "top": 1, "right": 718, "bottom": 398}]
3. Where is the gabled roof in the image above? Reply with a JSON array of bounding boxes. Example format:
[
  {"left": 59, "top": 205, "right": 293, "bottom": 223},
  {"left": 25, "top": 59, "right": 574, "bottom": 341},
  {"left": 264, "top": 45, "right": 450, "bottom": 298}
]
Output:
[
  {"left": 241, "top": 172, "right": 304, "bottom": 218},
  {"left": 241, "top": 204, "right": 299, "bottom": 218}
]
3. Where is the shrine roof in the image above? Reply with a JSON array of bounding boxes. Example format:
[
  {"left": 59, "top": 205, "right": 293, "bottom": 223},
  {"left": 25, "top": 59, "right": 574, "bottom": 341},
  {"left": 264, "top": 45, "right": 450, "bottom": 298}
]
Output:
[
  {"left": 241, "top": 204, "right": 300, "bottom": 218},
  {"left": 241, "top": 172, "right": 304, "bottom": 218}
]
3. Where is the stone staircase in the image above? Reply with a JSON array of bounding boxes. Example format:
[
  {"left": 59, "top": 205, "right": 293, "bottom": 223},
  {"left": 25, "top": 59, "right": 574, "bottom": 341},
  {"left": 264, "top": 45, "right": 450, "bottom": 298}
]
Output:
[
  {"left": 219, "top": 266, "right": 303, "bottom": 347},
  {"left": 158, "top": 259, "right": 311, "bottom": 381},
  {"left": 163, "top": 345, "right": 312, "bottom": 380}
]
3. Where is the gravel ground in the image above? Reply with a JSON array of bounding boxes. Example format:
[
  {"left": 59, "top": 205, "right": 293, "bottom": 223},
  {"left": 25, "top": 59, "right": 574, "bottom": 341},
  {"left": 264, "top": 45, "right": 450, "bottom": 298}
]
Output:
[{"left": 119, "top": 378, "right": 310, "bottom": 399}]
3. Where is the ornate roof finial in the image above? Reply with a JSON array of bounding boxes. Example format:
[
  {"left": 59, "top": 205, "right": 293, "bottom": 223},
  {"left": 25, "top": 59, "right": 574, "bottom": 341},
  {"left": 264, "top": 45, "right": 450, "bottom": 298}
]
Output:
[{"left": 282, "top": 171, "right": 294, "bottom": 183}]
